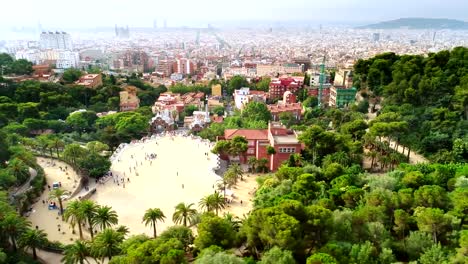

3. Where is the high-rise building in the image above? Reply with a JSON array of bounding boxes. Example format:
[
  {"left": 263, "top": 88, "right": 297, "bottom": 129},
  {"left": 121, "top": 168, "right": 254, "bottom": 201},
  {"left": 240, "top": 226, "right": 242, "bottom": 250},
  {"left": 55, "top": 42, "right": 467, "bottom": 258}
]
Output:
[
  {"left": 163, "top": 20, "right": 167, "bottom": 28},
  {"left": 373, "top": 33, "right": 380, "bottom": 42},
  {"left": 156, "top": 59, "right": 174, "bottom": 77},
  {"left": 153, "top": 19, "right": 157, "bottom": 29},
  {"left": 176, "top": 58, "right": 194, "bottom": 75},
  {"left": 39, "top": 31, "right": 73, "bottom": 50}
]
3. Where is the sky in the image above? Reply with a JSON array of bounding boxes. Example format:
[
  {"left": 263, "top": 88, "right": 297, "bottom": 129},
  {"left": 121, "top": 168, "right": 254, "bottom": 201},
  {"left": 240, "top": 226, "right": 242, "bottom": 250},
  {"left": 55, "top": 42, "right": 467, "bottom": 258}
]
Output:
[{"left": 1, "top": 0, "right": 468, "bottom": 29}]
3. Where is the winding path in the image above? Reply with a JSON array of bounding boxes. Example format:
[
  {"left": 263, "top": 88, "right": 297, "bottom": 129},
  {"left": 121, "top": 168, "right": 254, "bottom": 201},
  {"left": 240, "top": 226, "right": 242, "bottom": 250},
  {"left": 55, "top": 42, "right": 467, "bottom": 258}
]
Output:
[{"left": 12, "top": 167, "right": 38, "bottom": 197}]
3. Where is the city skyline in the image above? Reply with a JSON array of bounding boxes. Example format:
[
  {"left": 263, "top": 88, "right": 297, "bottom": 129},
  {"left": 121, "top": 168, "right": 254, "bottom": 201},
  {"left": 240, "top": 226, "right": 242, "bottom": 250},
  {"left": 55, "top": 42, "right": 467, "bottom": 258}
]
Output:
[{"left": 1, "top": 0, "right": 468, "bottom": 30}]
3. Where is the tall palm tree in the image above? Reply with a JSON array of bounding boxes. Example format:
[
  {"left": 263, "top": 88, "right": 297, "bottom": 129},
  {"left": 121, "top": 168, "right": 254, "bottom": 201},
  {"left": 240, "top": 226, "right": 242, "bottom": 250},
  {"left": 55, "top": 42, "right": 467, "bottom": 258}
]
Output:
[
  {"left": 64, "top": 200, "right": 85, "bottom": 240},
  {"left": 79, "top": 200, "right": 98, "bottom": 240},
  {"left": 172, "top": 203, "right": 197, "bottom": 227},
  {"left": 52, "top": 137, "right": 65, "bottom": 158},
  {"left": 90, "top": 228, "right": 123, "bottom": 262},
  {"left": 220, "top": 170, "right": 236, "bottom": 197},
  {"left": 49, "top": 188, "right": 67, "bottom": 221},
  {"left": 229, "top": 163, "right": 244, "bottom": 181},
  {"left": 247, "top": 157, "right": 257, "bottom": 173},
  {"left": 62, "top": 240, "right": 91, "bottom": 264},
  {"left": 199, "top": 195, "right": 213, "bottom": 213},
  {"left": 18, "top": 229, "right": 47, "bottom": 260},
  {"left": 94, "top": 206, "right": 118, "bottom": 231},
  {"left": 2, "top": 213, "right": 30, "bottom": 251},
  {"left": 142, "top": 208, "right": 165, "bottom": 238},
  {"left": 199, "top": 193, "right": 225, "bottom": 216},
  {"left": 210, "top": 192, "right": 226, "bottom": 216},
  {"left": 366, "top": 150, "right": 378, "bottom": 171},
  {"left": 389, "top": 152, "right": 402, "bottom": 170},
  {"left": 256, "top": 158, "right": 268, "bottom": 173}
]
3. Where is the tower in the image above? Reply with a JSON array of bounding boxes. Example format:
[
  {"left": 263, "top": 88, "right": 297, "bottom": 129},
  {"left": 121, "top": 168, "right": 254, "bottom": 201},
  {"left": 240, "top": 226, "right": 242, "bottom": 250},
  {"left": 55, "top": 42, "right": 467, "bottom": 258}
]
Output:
[
  {"left": 204, "top": 95, "right": 211, "bottom": 123},
  {"left": 318, "top": 54, "right": 326, "bottom": 108}
]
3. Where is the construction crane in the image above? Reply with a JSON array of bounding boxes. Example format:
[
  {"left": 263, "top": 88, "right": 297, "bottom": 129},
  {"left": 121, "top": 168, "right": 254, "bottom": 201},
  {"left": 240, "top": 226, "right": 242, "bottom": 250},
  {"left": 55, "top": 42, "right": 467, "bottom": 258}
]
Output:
[{"left": 318, "top": 54, "right": 326, "bottom": 108}]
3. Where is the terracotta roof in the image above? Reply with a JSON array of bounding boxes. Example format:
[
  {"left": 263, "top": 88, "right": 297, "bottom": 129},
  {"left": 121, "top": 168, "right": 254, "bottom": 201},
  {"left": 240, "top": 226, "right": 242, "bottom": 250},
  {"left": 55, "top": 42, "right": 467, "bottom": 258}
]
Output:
[{"left": 224, "top": 129, "right": 268, "bottom": 140}]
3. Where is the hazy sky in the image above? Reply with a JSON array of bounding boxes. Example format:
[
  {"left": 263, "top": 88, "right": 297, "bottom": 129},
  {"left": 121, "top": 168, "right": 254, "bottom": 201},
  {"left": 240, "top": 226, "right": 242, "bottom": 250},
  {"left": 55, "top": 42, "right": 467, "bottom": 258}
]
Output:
[{"left": 1, "top": 0, "right": 467, "bottom": 29}]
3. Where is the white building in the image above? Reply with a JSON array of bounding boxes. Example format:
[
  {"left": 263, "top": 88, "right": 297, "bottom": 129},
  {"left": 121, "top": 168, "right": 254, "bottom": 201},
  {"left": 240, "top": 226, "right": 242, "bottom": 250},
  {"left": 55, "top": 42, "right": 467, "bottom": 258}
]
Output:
[
  {"left": 233, "top": 87, "right": 268, "bottom": 110},
  {"left": 56, "top": 51, "right": 79, "bottom": 69},
  {"left": 39, "top": 31, "right": 73, "bottom": 50},
  {"left": 15, "top": 50, "right": 41, "bottom": 64},
  {"left": 234, "top": 87, "right": 250, "bottom": 109}
]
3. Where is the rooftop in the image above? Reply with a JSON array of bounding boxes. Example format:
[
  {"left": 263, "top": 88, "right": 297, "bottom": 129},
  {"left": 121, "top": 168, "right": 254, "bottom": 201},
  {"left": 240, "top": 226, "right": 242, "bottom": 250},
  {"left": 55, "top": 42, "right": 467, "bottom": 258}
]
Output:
[{"left": 224, "top": 129, "right": 268, "bottom": 140}]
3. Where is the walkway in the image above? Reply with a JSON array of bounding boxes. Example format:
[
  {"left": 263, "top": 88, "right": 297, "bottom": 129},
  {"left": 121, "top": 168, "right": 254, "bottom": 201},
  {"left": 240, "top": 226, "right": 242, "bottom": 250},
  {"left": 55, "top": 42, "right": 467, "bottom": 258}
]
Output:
[
  {"left": 12, "top": 167, "right": 38, "bottom": 198},
  {"left": 26, "top": 157, "right": 82, "bottom": 243},
  {"left": 365, "top": 104, "right": 428, "bottom": 164}
]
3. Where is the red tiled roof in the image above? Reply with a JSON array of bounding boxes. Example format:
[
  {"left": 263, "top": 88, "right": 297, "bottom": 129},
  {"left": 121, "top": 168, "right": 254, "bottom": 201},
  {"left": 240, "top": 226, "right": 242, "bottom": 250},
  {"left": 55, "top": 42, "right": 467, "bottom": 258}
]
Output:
[
  {"left": 224, "top": 129, "right": 268, "bottom": 140},
  {"left": 249, "top": 90, "right": 267, "bottom": 95}
]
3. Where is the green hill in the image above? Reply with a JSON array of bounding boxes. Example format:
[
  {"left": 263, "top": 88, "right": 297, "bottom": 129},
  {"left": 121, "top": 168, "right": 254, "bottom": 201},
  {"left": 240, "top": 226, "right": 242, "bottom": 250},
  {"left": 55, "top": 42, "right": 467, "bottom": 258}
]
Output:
[{"left": 358, "top": 18, "right": 468, "bottom": 29}]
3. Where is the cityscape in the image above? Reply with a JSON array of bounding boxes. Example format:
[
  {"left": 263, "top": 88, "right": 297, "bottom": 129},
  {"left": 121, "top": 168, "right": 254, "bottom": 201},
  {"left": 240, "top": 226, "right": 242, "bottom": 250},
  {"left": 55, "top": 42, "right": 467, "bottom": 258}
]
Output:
[{"left": 0, "top": 0, "right": 467, "bottom": 263}]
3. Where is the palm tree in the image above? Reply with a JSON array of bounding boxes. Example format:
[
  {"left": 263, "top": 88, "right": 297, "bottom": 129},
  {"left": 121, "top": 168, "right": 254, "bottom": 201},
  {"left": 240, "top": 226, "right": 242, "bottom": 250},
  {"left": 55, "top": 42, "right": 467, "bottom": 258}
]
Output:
[
  {"left": 62, "top": 240, "right": 91, "bottom": 264},
  {"left": 379, "top": 155, "right": 391, "bottom": 171},
  {"left": 247, "top": 157, "right": 257, "bottom": 173},
  {"left": 210, "top": 192, "right": 226, "bottom": 216},
  {"left": 172, "top": 203, "right": 197, "bottom": 227},
  {"left": 219, "top": 170, "right": 236, "bottom": 197},
  {"left": 90, "top": 228, "right": 123, "bottom": 262},
  {"left": 3, "top": 213, "right": 30, "bottom": 251},
  {"left": 389, "top": 152, "right": 402, "bottom": 170},
  {"left": 199, "top": 195, "right": 213, "bottom": 213},
  {"left": 115, "top": 225, "right": 129, "bottom": 237},
  {"left": 256, "top": 158, "right": 268, "bottom": 173},
  {"left": 94, "top": 206, "right": 118, "bottom": 231},
  {"left": 49, "top": 188, "right": 67, "bottom": 221},
  {"left": 288, "top": 153, "right": 304, "bottom": 167},
  {"left": 18, "top": 229, "right": 47, "bottom": 260},
  {"left": 333, "top": 151, "right": 350, "bottom": 167},
  {"left": 142, "top": 208, "right": 165, "bottom": 238},
  {"left": 199, "top": 193, "right": 225, "bottom": 216},
  {"left": 51, "top": 137, "right": 65, "bottom": 158},
  {"left": 79, "top": 200, "right": 98, "bottom": 240},
  {"left": 366, "top": 150, "right": 378, "bottom": 171},
  {"left": 223, "top": 212, "right": 241, "bottom": 231},
  {"left": 64, "top": 200, "right": 85, "bottom": 239},
  {"left": 229, "top": 163, "right": 244, "bottom": 181},
  {"left": 189, "top": 213, "right": 202, "bottom": 227},
  {"left": 7, "top": 158, "right": 30, "bottom": 186}
]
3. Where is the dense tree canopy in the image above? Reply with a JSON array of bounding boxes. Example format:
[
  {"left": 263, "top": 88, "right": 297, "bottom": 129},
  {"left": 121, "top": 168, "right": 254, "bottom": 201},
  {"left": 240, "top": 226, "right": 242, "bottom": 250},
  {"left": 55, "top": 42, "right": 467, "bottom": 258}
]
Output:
[
  {"left": 354, "top": 47, "right": 468, "bottom": 162},
  {"left": 0, "top": 53, "right": 33, "bottom": 75}
]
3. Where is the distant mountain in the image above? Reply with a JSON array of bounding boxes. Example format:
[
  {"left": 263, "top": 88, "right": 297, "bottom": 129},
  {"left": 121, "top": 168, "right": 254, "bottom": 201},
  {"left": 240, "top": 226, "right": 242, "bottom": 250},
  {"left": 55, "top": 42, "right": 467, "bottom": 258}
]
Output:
[{"left": 357, "top": 18, "right": 468, "bottom": 30}]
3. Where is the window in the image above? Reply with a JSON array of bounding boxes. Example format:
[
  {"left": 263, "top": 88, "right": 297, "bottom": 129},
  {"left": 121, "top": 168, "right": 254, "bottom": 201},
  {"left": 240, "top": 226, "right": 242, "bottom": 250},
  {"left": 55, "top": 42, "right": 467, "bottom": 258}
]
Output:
[
  {"left": 279, "top": 147, "right": 296, "bottom": 153},
  {"left": 247, "top": 149, "right": 255, "bottom": 154}
]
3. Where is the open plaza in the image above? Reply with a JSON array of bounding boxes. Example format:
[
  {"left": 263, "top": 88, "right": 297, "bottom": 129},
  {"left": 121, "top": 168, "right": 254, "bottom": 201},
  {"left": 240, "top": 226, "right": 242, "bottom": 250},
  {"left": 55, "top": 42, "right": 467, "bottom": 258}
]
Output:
[{"left": 26, "top": 132, "right": 256, "bottom": 243}]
